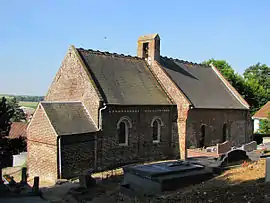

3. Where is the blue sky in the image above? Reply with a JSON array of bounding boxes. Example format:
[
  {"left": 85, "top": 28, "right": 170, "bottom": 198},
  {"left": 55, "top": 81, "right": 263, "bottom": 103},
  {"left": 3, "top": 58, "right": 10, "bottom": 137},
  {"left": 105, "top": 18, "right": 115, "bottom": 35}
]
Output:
[{"left": 0, "top": 0, "right": 269, "bottom": 96}]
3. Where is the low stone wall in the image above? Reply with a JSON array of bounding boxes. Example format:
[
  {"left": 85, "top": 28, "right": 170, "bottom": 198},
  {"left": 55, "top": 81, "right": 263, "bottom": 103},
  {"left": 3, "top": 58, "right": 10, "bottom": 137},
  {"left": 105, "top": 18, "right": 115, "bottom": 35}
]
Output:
[{"left": 13, "top": 152, "right": 27, "bottom": 167}]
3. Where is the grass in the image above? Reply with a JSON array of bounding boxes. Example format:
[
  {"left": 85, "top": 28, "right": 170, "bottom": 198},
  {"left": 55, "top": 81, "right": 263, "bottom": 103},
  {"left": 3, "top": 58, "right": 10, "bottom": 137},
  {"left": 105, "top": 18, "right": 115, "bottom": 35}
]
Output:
[{"left": 19, "top": 101, "right": 38, "bottom": 109}]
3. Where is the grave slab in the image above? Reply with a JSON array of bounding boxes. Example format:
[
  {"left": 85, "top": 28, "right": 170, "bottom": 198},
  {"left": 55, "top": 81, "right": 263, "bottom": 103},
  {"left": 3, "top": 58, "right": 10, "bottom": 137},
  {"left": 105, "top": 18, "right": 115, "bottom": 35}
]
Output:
[{"left": 122, "top": 160, "right": 213, "bottom": 195}]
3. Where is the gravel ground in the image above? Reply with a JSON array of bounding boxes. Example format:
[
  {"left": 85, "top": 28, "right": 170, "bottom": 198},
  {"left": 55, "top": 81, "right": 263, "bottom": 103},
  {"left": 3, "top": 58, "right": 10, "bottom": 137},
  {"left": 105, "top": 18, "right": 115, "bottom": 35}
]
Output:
[{"left": 41, "top": 159, "right": 268, "bottom": 203}]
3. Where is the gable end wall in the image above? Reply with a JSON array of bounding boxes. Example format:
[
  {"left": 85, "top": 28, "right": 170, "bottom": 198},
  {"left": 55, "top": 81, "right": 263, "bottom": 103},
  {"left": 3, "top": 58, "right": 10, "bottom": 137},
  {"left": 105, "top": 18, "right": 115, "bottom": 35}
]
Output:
[
  {"left": 27, "top": 105, "right": 58, "bottom": 181},
  {"left": 45, "top": 46, "right": 101, "bottom": 125}
]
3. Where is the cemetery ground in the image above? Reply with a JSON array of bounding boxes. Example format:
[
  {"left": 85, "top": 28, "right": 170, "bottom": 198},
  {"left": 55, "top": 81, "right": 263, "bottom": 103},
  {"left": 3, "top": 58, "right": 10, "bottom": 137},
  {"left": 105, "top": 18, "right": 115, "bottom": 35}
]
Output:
[{"left": 2, "top": 158, "right": 267, "bottom": 203}]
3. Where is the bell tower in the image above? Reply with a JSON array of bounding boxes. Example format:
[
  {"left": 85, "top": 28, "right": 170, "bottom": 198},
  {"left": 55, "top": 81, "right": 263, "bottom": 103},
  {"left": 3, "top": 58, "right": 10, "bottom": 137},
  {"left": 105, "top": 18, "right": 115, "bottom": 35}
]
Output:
[{"left": 137, "top": 34, "right": 160, "bottom": 64}]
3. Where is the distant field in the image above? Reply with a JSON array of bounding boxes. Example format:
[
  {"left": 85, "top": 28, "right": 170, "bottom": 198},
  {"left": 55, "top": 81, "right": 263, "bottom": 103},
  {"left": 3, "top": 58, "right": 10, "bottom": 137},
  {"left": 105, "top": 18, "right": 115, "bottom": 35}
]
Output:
[{"left": 19, "top": 101, "right": 38, "bottom": 109}]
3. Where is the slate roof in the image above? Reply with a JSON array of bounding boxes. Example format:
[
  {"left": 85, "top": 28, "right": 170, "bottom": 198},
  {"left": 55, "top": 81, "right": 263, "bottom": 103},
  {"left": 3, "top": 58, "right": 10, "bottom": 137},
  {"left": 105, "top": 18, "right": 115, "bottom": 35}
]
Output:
[
  {"left": 253, "top": 101, "right": 270, "bottom": 119},
  {"left": 77, "top": 48, "right": 172, "bottom": 105},
  {"left": 41, "top": 102, "right": 98, "bottom": 136},
  {"left": 8, "top": 122, "right": 28, "bottom": 139},
  {"left": 159, "top": 56, "right": 248, "bottom": 109}
]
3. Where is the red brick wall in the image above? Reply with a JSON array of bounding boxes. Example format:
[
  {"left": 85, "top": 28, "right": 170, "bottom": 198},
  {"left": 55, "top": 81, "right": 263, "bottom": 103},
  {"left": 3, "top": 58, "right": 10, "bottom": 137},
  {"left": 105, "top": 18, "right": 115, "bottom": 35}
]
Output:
[
  {"left": 186, "top": 109, "right": 252, "bottom": 147},
  {"left": 27, "top": 105, "right": 58, "bottom": 181},
  {"left": 150, "top": 61, "right": 252, "bottom": 158},
  {"left": 45, "top": 46, "right": 101, "bottom": 125},
  {"left": 151, "top": 61, "right": 190, "bottom": 159}
]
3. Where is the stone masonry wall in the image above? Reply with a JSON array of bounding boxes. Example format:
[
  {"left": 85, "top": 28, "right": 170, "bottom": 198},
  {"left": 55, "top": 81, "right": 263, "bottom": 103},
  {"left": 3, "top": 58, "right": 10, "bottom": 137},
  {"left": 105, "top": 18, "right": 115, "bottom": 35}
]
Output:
[
  {"left": 151, "top": 61, "right": 190, "bottom": 159},
  {"left": 60, "top": 133, "right": 99, "bottom": 179},
  {"left": 45, "top": 46, "right": 101, "bottom": 125},
  {"left": 186, "top": 109, "right": 252, "bottom": 148},
  {"left": 27, "top": 105, "right": 58, "bottom": 181},
  {"left": 100, "top": 105, "right": 177, "bottom": 169}
]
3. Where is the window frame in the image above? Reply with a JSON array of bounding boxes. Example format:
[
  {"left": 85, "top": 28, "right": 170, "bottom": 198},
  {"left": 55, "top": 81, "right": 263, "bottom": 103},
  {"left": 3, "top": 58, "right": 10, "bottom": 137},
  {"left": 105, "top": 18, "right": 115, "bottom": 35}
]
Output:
[
  {"left": 151, "top": 117, "right": 164, "bottom": 143},
  {"left": 199, "top": 124, "right": 206, "bottom": 148},
  {"left": 117, "top": 116, "right": 132, "bottom": 146}
]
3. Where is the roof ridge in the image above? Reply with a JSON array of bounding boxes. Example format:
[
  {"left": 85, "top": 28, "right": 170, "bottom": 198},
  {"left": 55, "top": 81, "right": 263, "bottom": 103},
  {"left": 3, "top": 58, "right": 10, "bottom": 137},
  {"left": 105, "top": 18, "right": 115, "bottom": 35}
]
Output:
[
  {"left": 41, "top": 101, "right": 81, "bottom": 104},
  {"left": 162, "top": 56, "right": 209, "bottom": 67},
  {"left": 77, "top": 47, "right": 142, "bottom": 60}
]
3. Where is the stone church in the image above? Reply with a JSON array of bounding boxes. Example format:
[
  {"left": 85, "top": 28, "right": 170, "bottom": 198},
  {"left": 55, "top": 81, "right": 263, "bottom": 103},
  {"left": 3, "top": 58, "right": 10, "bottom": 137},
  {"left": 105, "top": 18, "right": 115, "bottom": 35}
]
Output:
[{"left": 27, "top": 34, "right": 252, "bottom": 181}]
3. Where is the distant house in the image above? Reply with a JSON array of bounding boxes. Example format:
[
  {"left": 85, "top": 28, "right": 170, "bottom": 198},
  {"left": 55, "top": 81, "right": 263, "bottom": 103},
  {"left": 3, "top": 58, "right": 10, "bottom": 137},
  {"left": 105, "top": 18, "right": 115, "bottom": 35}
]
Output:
[
  {"left": 27, "top": 34, "right": 252, "bottom": 181},
  {"left": 9, "top": 122, "right": 28, "bottom": 139},
  {"left": 8, "top": 122, "right": 28, "bottom": 154},
  {"left": 19, "top": 106, "right": 35, "bottom": 121},
  {"left": 252, "top": 101, "right": 270, "bottom": 133}
]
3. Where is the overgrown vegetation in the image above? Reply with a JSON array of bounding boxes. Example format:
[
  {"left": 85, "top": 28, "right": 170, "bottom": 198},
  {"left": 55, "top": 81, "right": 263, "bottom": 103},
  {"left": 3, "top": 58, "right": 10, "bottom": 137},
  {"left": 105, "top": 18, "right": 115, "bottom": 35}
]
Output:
[
  {"left": 203, "top": 60, "right": 270, "bottom": 115},
  {"left": 259, "top": 113, "right": 270, "bottom": 134},
  {"left": 6, "top": 97, "right": 26, "bottom": 122},
  {"left": 0, "top": 97, "right": 27, "bottom": 157}
]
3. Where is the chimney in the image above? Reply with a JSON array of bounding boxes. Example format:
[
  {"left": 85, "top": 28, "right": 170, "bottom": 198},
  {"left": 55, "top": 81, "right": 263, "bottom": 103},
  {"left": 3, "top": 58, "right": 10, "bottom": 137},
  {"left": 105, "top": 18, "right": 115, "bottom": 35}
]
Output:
[{"left": 137, "top": 34, "right": 160, "bottom": 63}]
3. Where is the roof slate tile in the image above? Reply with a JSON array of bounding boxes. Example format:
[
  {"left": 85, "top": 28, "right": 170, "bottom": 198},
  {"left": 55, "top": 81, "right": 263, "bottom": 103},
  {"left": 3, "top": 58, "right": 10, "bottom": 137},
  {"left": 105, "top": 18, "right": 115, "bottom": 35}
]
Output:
[
  {"left": 77, "top": 48, "right": 172, "bottom": 105},
  {"left": 159, "top": 56, "right": 248, "bottom": 109}
]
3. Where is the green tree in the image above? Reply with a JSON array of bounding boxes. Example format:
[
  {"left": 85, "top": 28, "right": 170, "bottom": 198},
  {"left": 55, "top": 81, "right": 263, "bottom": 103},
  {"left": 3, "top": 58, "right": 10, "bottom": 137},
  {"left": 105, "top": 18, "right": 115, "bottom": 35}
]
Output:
[
  {"left": 244, "top": 63, "right": 270, "bottom": 90},
  {"left": 0, "top": 97, "right": 27, "bottom": 157},
  {"left": 6, "top": 97, "right": 26, "bottom": 122},
  {"left": 0, "top": 97, "right": 14, "bottom": 139},
  {"left": 244, "top": 63, "right": 270, "bottom": 109},
  {"left": 259, "top": 113, "right": 270, "bottom": 134}
]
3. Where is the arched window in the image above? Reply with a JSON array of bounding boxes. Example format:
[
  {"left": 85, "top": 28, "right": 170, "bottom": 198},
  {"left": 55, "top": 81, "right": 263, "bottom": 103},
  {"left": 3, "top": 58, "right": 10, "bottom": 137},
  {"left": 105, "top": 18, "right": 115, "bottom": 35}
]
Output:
[
  {"left": 199, "top": 125, "right": 206, "bottom": 148},
  {"left": 118, "top": 122, "right": 126, "bottom": 144},
  {"left": 222, "top": 123, "right": 228, "bottom": 142},
  {"left": 117, "top": 117, "right": 132, "bottom": 146},
  {"left": 151, "top": 117, "right": 164, "bottom": 143}
]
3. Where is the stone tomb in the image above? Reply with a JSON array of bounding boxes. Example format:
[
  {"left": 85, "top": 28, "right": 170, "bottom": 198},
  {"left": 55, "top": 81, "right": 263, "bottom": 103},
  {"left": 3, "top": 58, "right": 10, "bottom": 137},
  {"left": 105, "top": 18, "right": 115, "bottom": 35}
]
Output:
[{"left": 121, "top": 160, "right": 213, "bottom": 195}]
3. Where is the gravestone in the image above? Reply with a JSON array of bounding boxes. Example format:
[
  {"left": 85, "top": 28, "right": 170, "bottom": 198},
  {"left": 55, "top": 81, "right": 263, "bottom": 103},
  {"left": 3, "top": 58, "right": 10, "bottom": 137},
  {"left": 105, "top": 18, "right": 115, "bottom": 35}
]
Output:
[
  {"left": 20, "top": 167, "right": 27, "bottom": 184},
  {"left": 220, "top": 149, "right": 250, "bottom": 167},
  {"left": 32, "top": 176, "right": 39, "bottom": 194},
  {"left": 241, "top": 141, "right": 257, "bottom": 152},
  {"left": 217, "top": 141, "right": 232, "bottom": 155}
]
